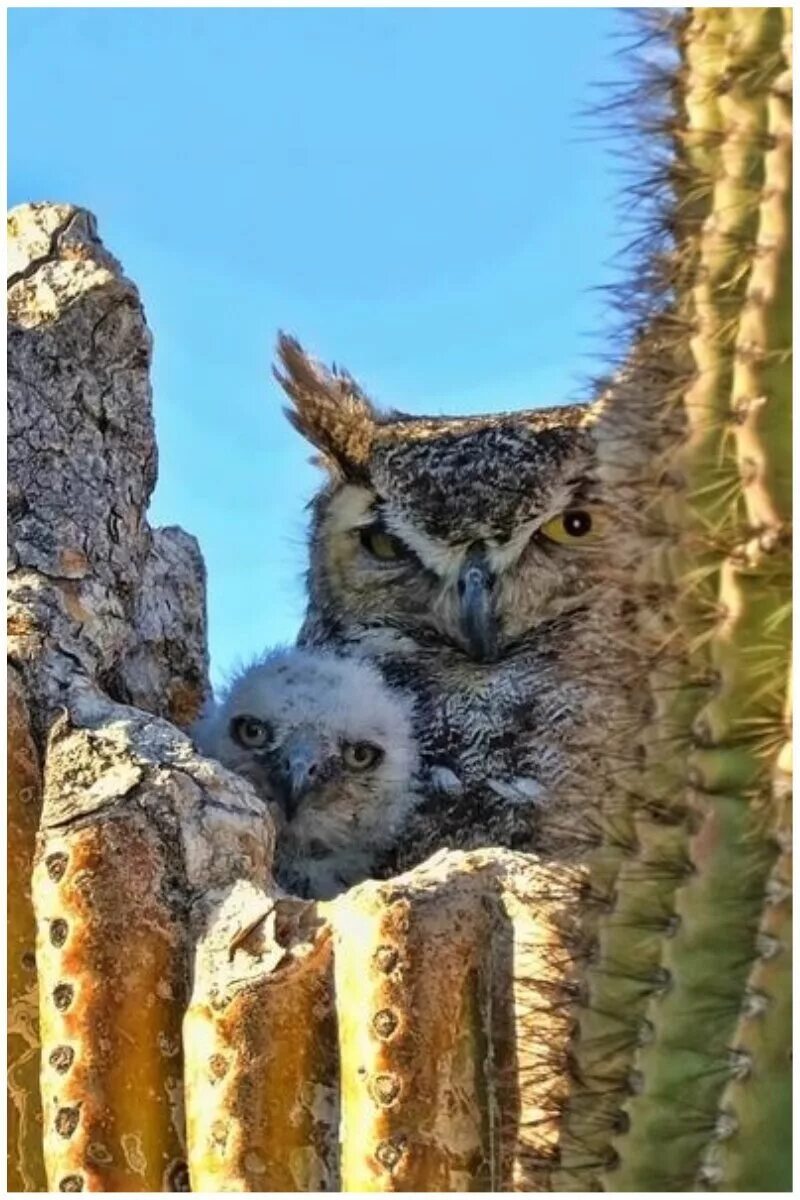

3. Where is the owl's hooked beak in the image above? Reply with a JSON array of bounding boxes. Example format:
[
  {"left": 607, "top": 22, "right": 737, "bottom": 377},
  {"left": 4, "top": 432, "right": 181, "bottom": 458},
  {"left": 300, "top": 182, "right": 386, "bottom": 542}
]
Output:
[
  {"left": 457, "top": 545, "right": 499, "bottom": 662},
  {"left": 274, "top": 732, "right": 324, "bottom": 820}
]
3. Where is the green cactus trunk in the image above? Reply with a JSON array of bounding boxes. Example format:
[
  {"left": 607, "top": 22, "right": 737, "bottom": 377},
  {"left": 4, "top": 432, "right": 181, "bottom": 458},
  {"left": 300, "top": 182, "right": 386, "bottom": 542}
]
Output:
[{"left": 564, "top": 8, "right": 792, "bottom": 1191}]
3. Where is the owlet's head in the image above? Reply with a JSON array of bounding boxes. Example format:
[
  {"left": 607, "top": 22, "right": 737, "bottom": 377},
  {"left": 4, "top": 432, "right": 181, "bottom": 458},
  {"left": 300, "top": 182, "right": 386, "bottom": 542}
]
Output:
[
  {"left": 275, "top": 335, "right": 604, "bottom": 662},
  {"left": 198, "top": 647, "right": 418, "bottom": 845}
]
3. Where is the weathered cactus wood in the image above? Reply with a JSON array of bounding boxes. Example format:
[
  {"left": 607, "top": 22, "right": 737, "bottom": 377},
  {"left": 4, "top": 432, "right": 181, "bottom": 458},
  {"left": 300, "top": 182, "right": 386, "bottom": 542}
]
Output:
[
  {"left": 7, "top": 201, "right": 209, "bottom": 725},
  {"left": 334, "top": 862, "right": 497, "bottom": 1192},
  {"left": 185, "top": 850, "right": 587, "bottom": 1194},
  {"left": 34, "top": 683, "right": 274, "bottom": 1192},
  {"left": 7, "top": 202, "right": 275, "bottom": 1192},
  {"left": 8, "top": 667, "right": 47, "bottom": 1191},
  {"left": 184, "top": 883, "right": 339, "bottom": 1191}
]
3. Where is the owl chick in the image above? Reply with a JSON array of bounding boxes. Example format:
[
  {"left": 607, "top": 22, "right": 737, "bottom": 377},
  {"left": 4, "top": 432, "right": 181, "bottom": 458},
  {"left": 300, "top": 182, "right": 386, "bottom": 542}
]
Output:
[{"left": 194, "top": 648, "right": 419, "bottom": 899}]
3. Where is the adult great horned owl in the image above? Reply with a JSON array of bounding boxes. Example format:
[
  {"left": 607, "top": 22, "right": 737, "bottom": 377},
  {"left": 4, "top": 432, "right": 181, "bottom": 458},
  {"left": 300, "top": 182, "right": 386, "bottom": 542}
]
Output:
[
  {"left": 274, "top": 336, "right": 628, "bottom": 863},
  {"left": 194, "top": 648, "right": 419, "bottom": 897}
]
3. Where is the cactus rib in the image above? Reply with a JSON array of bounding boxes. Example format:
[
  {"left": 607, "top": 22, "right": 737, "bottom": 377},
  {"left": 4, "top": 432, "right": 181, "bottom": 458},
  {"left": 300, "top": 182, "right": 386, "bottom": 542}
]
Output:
[
  {"left": 579, "top": 9, "right": 793, "bottom": 1190},
  {"left": 184, "top": 884, "right": 339, "bottom": 1191}
]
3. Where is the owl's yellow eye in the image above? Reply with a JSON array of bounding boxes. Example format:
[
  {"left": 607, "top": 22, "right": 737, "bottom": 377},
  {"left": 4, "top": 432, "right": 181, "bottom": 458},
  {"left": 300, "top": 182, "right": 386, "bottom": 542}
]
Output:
[
  {"left": 230, "top": 715, "right": 272, "bottom": 749},
  {"left": 342, "top": 740, "right": 384, "bottom": 771},
  {"left": 359, "top": 525, "right": 406, "bottom": 561},
  {"left": 540, "top": 508, "right": 604, "bottom": 546}
]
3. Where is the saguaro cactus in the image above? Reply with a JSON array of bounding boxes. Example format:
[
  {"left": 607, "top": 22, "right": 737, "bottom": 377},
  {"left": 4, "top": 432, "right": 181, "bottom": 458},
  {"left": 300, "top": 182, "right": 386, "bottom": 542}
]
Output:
[
  {"left": 6, "top": 6, "right": 792, "bottom": 1192},
  {"left": 8, "top": 669, "right": 46, "bottom": 1191},
  {"left": 562, "top": 8, "right": 792, "bottom": 1191}
]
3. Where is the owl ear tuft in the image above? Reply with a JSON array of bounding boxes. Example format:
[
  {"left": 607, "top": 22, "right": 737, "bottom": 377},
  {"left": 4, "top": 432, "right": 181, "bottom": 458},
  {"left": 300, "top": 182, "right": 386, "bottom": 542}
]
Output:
[{"left": 274, "top": 333, "right": 377, "bottom": 479}]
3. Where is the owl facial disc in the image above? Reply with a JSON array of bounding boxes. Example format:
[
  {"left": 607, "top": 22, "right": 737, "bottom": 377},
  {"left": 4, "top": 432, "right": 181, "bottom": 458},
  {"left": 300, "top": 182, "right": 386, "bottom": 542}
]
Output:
[{"left": 457, "top": 544, "right": 499, "bottom": 662}]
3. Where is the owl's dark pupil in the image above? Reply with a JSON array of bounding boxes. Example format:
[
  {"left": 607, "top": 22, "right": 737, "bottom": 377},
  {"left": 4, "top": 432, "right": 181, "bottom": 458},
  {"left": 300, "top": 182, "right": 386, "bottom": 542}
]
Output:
[
  {"left": 246, "top": 722, "right": 261, "bottom": 738},
  {"left": 564, "top": 510, "right": 592, "bottom": 537}
]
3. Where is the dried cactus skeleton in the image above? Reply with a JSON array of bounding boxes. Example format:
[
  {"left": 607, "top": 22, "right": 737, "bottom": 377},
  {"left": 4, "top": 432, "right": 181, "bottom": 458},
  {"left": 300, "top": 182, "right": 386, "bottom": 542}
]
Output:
[
  {"left": 184, "top": 852, "right": 586, "bottom": 1192},
  {"left": 6, "top": 8, "right": 792, "bottom": 1193}
]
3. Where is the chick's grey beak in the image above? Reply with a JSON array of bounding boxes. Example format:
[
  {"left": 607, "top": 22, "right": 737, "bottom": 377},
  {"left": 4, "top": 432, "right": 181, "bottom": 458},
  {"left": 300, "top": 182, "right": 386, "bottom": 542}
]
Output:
[
  {"left": 276, "top": 734, "right": 323, "bottom": 820},
  {"left": 457, "top": 545, "right": 499, "bottom": 662}
]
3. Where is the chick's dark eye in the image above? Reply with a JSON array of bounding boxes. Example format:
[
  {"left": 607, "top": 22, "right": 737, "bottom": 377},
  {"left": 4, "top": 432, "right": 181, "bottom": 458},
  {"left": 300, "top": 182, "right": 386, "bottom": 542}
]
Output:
[
  {"left": 230, "top": 715, "right": 272, "bottom": 749},
  {"left": 359, "top": 525, "right": 407, "bottom": 562},
  {"left": 342, "top": 741, "right": 384, "bottom": 771}
]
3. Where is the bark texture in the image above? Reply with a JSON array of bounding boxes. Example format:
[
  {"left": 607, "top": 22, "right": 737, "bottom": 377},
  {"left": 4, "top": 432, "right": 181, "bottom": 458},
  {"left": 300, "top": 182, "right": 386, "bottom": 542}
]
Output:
[
  {"left": 8, "top": 202, "right": 208, "bottom": 727},
  {"left": 7, "top": 202, "right": 275, "bottom": 1191}
]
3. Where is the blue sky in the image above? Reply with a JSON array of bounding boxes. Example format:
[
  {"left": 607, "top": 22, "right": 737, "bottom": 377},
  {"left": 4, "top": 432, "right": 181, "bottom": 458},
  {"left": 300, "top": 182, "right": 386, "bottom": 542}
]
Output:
[{"left": 9, "top": 7, "right": 628, "bottom": 688}]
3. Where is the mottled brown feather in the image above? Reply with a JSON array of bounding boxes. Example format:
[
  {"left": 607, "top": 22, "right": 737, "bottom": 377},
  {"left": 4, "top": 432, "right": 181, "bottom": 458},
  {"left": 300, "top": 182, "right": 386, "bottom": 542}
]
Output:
[{"left": 274, "top": 333, "right": 377, "bottom": 477}]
